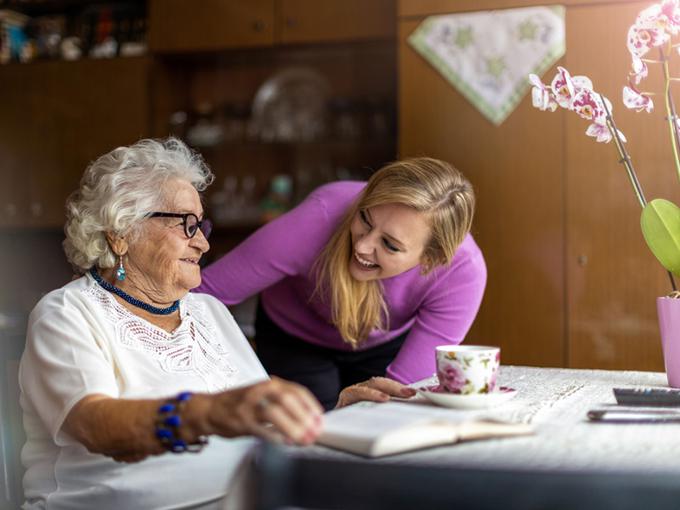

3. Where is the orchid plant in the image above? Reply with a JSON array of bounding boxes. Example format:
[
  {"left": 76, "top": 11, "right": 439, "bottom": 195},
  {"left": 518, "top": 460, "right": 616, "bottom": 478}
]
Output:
[{"left": 529, "top": 0, "right": 680, "bottom": 294}]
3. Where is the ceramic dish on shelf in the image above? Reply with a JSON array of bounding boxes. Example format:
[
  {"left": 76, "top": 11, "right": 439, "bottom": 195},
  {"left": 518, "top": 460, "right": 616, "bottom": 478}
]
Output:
[
  {"left": 417, "top": 385, "right": 517, "bottom": 410},
  {"left": 248, "top": 67, "right": 331, "bottom": 143}
]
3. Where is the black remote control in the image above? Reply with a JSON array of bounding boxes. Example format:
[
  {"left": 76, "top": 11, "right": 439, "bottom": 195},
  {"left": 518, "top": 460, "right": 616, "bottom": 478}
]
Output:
[{"left": 614, "top": 387, "right": 680, "bottom": 406}]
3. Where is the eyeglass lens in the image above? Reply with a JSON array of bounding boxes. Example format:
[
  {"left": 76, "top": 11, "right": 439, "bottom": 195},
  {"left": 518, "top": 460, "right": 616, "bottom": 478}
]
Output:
[{"left": 185, "top": 214, "right": 212, "bottom": 239}]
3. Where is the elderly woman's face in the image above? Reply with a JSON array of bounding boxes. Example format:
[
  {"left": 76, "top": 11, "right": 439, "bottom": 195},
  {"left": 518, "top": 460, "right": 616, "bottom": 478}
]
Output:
[{"left": 125, "top": 179, "right": 209, "bottom": 300}]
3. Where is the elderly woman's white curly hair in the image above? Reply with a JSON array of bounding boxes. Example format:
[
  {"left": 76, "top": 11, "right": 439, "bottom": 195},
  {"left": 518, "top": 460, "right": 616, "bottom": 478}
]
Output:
[{"left": 64, "top": 137, "right": 214, "bottom": 273}]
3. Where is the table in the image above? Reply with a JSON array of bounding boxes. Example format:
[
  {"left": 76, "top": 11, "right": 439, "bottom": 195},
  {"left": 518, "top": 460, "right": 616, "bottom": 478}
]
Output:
[{"left": 238, "top": 366, "right": 680, "bottom": 509}]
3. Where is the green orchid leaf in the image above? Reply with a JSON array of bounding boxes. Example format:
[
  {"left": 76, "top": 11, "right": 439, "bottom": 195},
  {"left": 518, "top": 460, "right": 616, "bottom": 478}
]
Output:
[{"left": 641, "top": 198, "right": 680, "bottom": 277}]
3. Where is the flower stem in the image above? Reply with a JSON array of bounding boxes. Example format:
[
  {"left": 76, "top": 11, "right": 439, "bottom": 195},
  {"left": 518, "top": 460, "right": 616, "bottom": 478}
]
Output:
[
  {"left": 661, "top": 47, "right": 680, "bottom": 184},
  {"left": 600, "top": 94, "right": 646, "bottom": 208},
  {"left": 599, "top": 93, "right": 678, "bottom": 292}
]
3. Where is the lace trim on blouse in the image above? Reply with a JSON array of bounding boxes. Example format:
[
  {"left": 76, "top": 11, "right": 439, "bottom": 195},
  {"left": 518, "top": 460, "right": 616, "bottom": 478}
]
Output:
[{"left": 82, "top": 283, "right": 239, "bottom": 390}]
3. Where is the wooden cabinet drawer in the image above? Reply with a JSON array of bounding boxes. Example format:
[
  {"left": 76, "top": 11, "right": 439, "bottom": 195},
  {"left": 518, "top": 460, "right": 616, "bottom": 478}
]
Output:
[
  {"left": 149, "top": 0, "right": 275, "bottom": 52},
  {"left": 279, "top": 0, "right": 395, "bottom": 44}
]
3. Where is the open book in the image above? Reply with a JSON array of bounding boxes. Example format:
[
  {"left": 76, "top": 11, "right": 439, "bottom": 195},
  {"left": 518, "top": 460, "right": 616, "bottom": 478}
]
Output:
[{"left": 318, "top": 401, "right": 533, "bottom": 457}]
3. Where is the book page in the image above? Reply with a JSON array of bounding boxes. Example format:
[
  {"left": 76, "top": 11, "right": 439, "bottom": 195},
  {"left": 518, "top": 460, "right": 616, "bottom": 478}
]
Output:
[
  {"left": 318, "top": 402, "right": 531, "bottom": 457},
  {"left": 322, "top": 401, "right": 470, "bottom": 438}
]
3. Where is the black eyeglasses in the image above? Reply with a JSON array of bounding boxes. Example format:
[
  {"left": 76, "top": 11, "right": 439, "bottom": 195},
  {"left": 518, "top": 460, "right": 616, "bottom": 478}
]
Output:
[{"left": 148, "top": 212, "right": 212, "bottom": 239}]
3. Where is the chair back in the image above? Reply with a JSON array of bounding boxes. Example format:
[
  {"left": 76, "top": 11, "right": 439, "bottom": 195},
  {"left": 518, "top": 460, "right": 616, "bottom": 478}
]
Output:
[{"left": 0, "top": 313, "right": 26, "bottom": 510}]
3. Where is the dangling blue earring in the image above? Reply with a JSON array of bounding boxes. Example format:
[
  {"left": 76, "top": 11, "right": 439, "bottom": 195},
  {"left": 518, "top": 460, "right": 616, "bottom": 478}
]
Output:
[{"left": 115, "top": 255, "right": 126, "bottom": 281}]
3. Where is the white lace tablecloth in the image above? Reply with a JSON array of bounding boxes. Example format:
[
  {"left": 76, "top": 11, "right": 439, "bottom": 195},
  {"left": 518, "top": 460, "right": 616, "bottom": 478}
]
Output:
[{"left": 294, "top": 366, "right": 677, "bottom": 473}]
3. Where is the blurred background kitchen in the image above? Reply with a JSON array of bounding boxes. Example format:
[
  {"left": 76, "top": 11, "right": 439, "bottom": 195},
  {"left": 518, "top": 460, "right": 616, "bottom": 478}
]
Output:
[{"left": 1, "top": 0, "right": 678, "bottom": 505}]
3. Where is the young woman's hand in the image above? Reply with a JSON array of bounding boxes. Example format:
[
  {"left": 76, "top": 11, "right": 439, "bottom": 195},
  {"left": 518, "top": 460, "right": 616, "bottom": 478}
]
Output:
[
  {"left": 202, "top": 377, "right": 324, "bottom": 445},
  {"left": 335, "top": 376, "right": 417, "bottom": 408}
]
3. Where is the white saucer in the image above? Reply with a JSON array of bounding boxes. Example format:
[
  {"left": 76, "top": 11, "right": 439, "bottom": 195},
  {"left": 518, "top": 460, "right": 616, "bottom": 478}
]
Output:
[{"left": 417, "top": 385, "right": 517, "bottom": 409}]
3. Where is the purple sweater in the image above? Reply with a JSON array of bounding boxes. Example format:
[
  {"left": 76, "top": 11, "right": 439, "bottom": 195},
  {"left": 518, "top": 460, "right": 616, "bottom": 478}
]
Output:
[{"left": 196, "top": 181, "right": 487, "bottom": 383}]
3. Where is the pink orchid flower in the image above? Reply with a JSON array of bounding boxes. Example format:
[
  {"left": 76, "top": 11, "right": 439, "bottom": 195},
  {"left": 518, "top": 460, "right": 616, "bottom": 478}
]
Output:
[
  {"left": 550, "top": 67, "right": 579, "bottom": 108},
  {"left": 585, "top": 122, "right": 627, "bottom": 144},
  {"left": 529, "top": 66, "right": 626, "bottom": 145},
  {"left": 550, "top": 67, "right": 594, "bottom": 109},
  {"left": 571, "top": 88, "right": 608, "bottom": 124},
  {"left": 627, "top": 23, "right": 668, "bottom": 59},
  {"left": 630, "top": 56, "right": 649, "bottom": 85},
  {"left": 623, "top": 84, "right": 654, "bottom": 112},
  {"left": 641, "top": 0, "right": 680, "bottom": 35},
  {"left": 628, "top": 0, "right": 680, "bottom": 55},
  {"left": 660, "top": 0, "right": 680, "bottom": 33},
  {"left": 528, "top": 74, "right": 558, "bottom": 112}
]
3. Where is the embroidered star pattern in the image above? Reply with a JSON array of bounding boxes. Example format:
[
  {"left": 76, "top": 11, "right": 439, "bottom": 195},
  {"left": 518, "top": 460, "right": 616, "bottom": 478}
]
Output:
[
  {"left": 486, "top": 56, "right": 506, "bottom": 79},
  {"left": 518, "top": 19, "right": 539, "bottom": 41},
  {"left": 454, "top": 26, "right": 473, "bottom": 49}
]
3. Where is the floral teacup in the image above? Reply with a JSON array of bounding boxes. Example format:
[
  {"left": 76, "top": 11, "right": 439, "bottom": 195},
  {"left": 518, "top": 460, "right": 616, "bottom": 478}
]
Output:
[{"left": 435, "top": 345, "right": 501, "bottom": 394}]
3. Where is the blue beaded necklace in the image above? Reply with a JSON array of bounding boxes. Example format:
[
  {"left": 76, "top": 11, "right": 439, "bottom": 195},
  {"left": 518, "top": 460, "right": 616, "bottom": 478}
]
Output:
[{"left": 89, "top": 267, "right": 180, "bottom": 315}]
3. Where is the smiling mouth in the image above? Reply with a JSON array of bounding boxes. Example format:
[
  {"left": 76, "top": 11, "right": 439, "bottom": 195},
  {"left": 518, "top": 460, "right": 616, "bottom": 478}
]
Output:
[
  {"left": 354, "top": 252, "right": 379, "bottom": 269},
  {"left": 180, "top": 258, "right": 200, "bottom": 265}
]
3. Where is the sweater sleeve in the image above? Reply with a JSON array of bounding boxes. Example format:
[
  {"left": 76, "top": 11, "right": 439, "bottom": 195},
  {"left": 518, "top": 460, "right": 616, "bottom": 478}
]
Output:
[
  {"left": 195, "top": 192, "right": 332, "bottom": 305},
  {"left": 385, "top": 246, "right": 487, "bottom": 384}
]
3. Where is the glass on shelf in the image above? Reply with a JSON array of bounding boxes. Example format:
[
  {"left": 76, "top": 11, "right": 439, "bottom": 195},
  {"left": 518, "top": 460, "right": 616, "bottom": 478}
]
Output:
[
  {"left": 248, "top": 67, "right": 330, "bottom": 143},
  {"left": 168, "top": 110, "right": 188, "bottom": 139},
  {"left": 260, "top": 174, "right": 292, "bottom": 222},
  {"left": 32, "top": 14, "right": 64, "bottom": 60},
  {"left": 186, "top": 103, "right": 224, "bottom": 148},
  {"left": 365, "top": 96, "right": 392, "bottom": 141},
  {"left": 0, "top": 10, "right": 30, "bottom": 63},
  {"left": 329, "top": 97, "right": 363, "bottom": 141},
  {"left": 210, "top": 175, "right": 261, "bottom": 227},
  {"left": 222, "top": 102, "right": 249, "bottom": 143}
]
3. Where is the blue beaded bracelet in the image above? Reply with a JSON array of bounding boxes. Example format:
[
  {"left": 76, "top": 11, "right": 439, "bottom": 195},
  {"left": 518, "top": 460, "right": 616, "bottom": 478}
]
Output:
[{"left": 155, "top": 391, "right": 208, "bottom": 453}]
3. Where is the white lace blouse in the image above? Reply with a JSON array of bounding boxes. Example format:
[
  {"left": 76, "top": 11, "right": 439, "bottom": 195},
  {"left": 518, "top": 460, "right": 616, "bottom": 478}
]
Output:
[{"left": 19, "top": 273, "right": 268, "bottom": 510}]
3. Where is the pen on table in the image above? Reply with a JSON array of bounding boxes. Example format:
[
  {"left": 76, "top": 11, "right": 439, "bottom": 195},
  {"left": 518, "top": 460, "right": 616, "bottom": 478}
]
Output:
[{"left": 588, "top": 408, "right": 680, "bottom": 423}]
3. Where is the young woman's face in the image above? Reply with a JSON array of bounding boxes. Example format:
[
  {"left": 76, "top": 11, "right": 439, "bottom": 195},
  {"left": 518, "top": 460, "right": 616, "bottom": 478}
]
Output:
[{"left": 348, "top": 203, "right": 431, "bottom": 282}]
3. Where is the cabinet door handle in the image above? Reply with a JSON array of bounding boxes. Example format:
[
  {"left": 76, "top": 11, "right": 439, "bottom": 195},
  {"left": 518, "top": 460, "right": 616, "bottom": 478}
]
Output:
[{"left": 252, "top": 20, "right": 265, "bottom": 32}]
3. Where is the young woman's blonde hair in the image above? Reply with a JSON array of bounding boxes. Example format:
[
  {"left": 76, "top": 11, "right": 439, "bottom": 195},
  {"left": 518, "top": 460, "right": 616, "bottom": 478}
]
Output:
[{"left": 315, "top": 157, "right": 475, "bottom": 348}]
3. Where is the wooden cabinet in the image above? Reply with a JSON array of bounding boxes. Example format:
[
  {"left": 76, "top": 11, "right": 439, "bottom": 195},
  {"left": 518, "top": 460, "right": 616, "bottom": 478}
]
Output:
[
  {"left": 148, "top": 0, "right": 394, "bottom": 53},
  {"left": 150, "top": 41, "right": 397, "bottom": 262},
  {"left": 0, "top": 57, "right": 150, "bottom": 228},
  {"left": 148, "top": 0, "right": 275, "bottom": 52},
  {"left": 0, "top": 2, "right": 396, "bottom": 234},
  {"left": 279, "top": 0, "right": 395, "bottom": 44},
  {"left": 398, "top": 1, "right": 673, "bottom": 371}
]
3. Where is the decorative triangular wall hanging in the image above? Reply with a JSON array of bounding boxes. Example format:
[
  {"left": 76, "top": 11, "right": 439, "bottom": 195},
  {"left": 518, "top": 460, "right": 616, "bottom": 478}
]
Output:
[{"left": 408, "top": 6, "right": 565, "bottom": 126}]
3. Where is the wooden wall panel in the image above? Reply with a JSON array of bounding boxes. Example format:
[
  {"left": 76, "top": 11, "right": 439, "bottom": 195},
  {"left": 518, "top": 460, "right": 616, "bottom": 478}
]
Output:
[
  {"left": 398, "top": 0, "right": 680, "bottom": 371},
  {"left": 399, "top": 0, "right": 643, "bottom": 18},
  {"left": 565, "top": 3, "right": 679, "bottom": 370},
  {"left": 398, "top": 20, "right": 566, "bottom": 367}
]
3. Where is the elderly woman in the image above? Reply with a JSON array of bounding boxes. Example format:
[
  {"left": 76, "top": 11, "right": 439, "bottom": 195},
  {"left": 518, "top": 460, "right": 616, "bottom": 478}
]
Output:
[{"left": 19, "top": 138, "right": 412, "bottom": 510}]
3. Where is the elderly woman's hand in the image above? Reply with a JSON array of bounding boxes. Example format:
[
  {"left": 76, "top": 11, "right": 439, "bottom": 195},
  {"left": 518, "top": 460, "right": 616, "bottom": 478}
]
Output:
[
  {"left": 335, "top": 377, "right": 417, "bottom": 408},
  {"left": 203, "top": 377, "right": 324, "bottom": 445}
]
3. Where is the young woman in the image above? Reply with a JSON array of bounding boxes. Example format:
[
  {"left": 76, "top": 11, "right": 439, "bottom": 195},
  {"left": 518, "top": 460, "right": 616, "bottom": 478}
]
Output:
[{"left": 196, "top": 157, "right": 487, "bottom": 409}]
